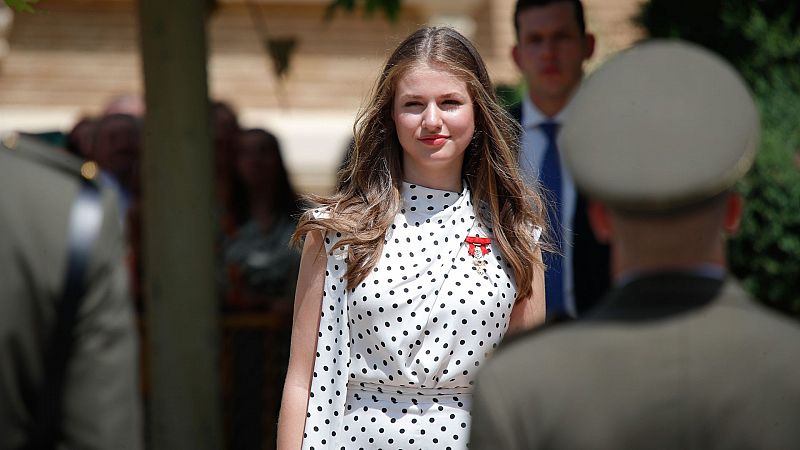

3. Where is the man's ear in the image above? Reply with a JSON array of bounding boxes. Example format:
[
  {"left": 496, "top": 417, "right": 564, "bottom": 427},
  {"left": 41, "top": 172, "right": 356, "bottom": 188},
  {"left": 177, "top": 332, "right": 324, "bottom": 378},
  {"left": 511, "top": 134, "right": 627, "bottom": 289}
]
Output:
[
  {"left": 588, "top": 200, "right": 612, "bottom": 243},
  {"left": 583, "top": 32, "right": 596, "bottom": 61},
  {"left": 723, "top": 192, "right": 744, "bottom": 235}
]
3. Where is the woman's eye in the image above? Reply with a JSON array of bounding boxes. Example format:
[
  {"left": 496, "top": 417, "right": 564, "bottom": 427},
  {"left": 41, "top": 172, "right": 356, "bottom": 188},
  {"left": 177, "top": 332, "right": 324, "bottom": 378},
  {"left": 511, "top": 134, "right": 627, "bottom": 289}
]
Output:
[{"left": 404, "top": 101, "right": 422, "bottom": 107}]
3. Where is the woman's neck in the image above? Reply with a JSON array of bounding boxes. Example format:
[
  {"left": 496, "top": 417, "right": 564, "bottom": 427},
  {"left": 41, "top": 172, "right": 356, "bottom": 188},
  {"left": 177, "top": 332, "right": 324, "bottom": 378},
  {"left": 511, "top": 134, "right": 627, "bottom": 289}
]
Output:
[{"left": 402, "top": 166, "right": 462, "bottom": 192}]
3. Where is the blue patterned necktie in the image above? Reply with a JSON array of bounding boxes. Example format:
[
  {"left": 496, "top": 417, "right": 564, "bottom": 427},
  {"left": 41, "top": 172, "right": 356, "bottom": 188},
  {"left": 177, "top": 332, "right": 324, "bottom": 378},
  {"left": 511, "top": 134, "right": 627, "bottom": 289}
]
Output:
[{"left": 540, "top": 121, "right": 565, "bottom": 317}]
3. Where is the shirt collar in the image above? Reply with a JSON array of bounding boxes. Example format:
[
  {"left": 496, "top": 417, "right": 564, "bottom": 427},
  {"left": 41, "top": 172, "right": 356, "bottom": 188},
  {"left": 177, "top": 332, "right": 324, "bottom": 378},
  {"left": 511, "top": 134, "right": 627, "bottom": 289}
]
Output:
[{"left": 521, "top": 93, "right": 568, "bottom": 130}]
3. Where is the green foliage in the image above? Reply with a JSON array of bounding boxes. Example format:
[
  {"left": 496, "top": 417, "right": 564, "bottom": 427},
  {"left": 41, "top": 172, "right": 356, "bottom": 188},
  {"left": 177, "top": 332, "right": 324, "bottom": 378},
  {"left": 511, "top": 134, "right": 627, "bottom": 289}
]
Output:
[
  {"left": 637, "top": 1, "right": 800, "bottom": 72},
  {"left": 494, "top": 82, "right": 525, "bottom": 110},
  {"left": 325, "top": 0, "right": 402, "bottom": 22},
  {"left": 5, "top": 0, "right": 39, "bottom": 12},
  {"left": 639, "top": 0, "right": 800, "bottom": 316},
  {"left": 637, "top": 0, "right": 748, "bottom": 66},
  {"left": 729, "top": 70, "right": 800, "bottom": 316}
]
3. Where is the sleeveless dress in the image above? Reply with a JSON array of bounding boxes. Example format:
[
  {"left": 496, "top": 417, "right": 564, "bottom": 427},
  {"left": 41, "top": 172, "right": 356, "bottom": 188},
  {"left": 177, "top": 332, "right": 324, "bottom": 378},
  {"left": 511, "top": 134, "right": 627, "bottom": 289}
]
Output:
[{"left": 302, "top": 182, "right": 519, "bottom": 450}]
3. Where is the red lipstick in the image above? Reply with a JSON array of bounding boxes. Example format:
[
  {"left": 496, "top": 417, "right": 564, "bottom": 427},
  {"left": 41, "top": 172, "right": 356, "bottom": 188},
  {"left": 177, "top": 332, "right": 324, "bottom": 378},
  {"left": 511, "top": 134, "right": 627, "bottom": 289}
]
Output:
[{"left": 419, "top": 134, "right": 449, "bottom": 146}]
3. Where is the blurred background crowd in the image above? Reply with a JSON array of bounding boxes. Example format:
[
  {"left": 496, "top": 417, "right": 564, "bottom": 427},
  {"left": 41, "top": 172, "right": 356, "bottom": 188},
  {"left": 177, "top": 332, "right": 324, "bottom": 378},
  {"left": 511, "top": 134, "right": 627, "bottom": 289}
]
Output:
[{"left": 33, "top": 94, "right": 303, "bottom": 448}]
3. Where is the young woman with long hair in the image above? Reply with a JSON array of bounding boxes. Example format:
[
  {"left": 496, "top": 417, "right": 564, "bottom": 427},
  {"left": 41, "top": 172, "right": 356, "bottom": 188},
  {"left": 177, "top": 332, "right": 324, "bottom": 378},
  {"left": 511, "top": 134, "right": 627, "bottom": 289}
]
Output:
[{"left": 278, "top": 26, "right": 548, "bottom": 450}]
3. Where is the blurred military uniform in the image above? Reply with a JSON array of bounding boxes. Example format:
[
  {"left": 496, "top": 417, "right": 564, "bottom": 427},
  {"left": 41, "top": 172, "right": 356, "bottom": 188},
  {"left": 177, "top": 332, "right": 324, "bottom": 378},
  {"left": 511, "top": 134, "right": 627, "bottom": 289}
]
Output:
[
  {"left": 470, "top": 41, "right": 800, "bottom": 450},
  {"left": 0, "top": 133, "right": 142, "bottom": 449}
]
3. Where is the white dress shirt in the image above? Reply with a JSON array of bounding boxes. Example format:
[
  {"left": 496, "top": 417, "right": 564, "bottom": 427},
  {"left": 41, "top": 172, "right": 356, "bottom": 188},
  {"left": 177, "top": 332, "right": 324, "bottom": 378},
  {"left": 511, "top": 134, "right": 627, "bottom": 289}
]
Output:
[{"left": 519, "top": 95, "right": 578, "bottom": 317}]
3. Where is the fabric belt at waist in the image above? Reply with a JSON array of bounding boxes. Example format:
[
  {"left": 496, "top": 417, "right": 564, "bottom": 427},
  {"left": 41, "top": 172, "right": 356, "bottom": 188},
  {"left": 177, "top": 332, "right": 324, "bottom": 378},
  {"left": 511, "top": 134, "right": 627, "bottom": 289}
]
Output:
[{"left": 347, "top": 381, "right": 472, "bottom": 397}]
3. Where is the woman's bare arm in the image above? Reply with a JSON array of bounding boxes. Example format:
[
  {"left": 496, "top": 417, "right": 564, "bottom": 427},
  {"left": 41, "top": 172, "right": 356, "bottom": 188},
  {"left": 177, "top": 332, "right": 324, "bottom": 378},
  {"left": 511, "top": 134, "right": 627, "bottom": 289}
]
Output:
[
  {"left": 277, "top": 231, "right": 326, "bottom": 450},
  {"left": 507, "top": 248, "right": 546, "bottom": 335}
]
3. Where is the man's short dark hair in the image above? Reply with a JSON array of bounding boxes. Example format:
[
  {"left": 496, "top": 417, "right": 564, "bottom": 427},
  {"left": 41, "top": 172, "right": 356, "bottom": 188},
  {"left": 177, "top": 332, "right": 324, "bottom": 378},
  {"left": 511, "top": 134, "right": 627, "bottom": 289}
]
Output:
[{"left": 514, "top": 0, "right": 586, "bottom": 38}]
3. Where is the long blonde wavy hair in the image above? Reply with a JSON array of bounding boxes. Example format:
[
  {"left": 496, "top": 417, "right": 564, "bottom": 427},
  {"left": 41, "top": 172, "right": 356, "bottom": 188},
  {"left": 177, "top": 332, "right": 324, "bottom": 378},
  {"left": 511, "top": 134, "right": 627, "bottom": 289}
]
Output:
[{"left": 293, "top": 26, "right": 547, "bottom": 301}]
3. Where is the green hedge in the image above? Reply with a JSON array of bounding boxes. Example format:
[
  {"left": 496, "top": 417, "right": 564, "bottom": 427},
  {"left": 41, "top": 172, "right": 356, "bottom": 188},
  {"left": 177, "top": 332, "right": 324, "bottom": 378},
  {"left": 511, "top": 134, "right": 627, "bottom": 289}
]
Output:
[{"left": 729, "top": 66, "right": 800, "bottom": 316}]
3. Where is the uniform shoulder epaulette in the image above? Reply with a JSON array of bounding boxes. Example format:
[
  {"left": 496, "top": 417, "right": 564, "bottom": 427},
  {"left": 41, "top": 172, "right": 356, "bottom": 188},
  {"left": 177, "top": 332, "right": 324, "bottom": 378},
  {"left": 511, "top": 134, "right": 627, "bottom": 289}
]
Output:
[{"left": 1, "top": 131, "right": 102, "bottom": 186}]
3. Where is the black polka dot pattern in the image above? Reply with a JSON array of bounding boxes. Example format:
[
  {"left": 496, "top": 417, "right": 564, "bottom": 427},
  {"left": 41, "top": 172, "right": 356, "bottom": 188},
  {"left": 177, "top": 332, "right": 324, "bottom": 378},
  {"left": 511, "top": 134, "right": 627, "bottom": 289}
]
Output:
[{"left": 302, "top": 183, "right": 518, "bottom": 449}]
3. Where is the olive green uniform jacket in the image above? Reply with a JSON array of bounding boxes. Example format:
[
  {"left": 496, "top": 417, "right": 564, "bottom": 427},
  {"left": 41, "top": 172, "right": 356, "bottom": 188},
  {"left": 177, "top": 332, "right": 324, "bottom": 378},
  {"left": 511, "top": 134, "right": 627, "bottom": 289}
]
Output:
[
  {"left": 470, "top": 273, "right": 800, "bottom": 450},
  {"left": 0, "top": 134, "right": 143, "bottom": 449}
]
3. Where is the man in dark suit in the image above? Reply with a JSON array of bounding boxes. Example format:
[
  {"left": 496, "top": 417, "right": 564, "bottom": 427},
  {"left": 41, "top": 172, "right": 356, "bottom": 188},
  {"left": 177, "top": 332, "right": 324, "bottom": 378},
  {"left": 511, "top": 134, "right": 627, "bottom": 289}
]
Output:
[
  {"left": 511, "top": 0, "right": 608, "bottom": 318},
  {"left": 470, "top": 41, "right": 800, "bottom": 449},
  {"left": 0, "top": 132, "right": 142, "bottom": 449}
]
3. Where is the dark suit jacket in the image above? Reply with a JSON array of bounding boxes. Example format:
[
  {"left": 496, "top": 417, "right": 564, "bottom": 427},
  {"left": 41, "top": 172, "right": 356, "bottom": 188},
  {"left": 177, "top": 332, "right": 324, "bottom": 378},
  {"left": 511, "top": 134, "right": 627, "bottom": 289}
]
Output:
[
  {"left": 510, "top": 104, "right": 610, "bottom": 315},
  {"left": 470, "top": 274, "right": 800, "bottom": 450}
]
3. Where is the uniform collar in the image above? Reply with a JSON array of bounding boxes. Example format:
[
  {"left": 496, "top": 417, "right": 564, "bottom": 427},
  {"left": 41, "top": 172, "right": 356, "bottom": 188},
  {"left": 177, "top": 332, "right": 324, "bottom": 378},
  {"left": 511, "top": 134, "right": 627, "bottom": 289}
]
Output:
[
  {"left": 615, "top": 264, "right": 727, "bottom": 289},
  {"left": 589, "top": 272, "right": 731, "bottom": 320}
]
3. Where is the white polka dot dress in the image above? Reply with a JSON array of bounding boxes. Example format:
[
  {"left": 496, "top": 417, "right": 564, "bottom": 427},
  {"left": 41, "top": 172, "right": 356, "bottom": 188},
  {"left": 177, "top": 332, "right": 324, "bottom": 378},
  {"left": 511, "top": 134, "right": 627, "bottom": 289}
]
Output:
[{"left": 302, "top": 182, "right": 518, "bottom": 450}]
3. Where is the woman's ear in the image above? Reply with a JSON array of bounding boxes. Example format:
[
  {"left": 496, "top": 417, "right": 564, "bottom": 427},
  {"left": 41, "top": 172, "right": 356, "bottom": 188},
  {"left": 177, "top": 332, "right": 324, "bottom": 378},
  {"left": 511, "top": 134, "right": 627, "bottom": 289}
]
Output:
[{"left": 588, "top": 201, "right": 612, "bottom": 243}]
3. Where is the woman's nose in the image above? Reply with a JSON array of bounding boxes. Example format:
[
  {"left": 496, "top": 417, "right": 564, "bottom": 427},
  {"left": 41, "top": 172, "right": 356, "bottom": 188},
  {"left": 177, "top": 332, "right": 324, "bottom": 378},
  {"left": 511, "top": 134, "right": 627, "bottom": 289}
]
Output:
[{"left": 422, "top": 104, "right": 442, "bottom": 130}]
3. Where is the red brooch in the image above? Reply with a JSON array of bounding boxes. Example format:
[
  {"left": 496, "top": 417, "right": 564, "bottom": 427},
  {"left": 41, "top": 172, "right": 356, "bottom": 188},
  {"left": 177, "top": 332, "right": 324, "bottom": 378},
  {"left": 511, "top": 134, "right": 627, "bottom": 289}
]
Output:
[
  {"left": 465, "top": 236, "right": 491, "bottom": 256},
  {"left": 465, "top": 236, "right": 491, "bottom": 276}
]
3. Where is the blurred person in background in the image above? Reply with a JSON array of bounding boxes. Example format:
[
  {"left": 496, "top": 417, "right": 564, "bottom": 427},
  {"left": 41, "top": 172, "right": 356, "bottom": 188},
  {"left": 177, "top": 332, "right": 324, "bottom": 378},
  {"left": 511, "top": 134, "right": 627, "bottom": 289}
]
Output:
[
  {"left": 511, "top": 0, "right": 609, "bottom": 319},
  {"left": 224, "top": 128, "right": 301, "bottom": 309},
  {"left": 65, "top": 116, "right": 97, "bottom": 159},
  {"left": 103, "top": 94, "right": 145, "bottom": 118},
  {"left": 470, "top": 41, "right": 800, "bottom": 450},
  {"left": 90, "top": 113, "right": 141, "bottom": 221},
  {"left": 0, "top": 132, "right": 142, "bottom": 450},
  {"left": 211, "top": 100, "right": 247, "bottom": 237},
  {"left": 223, "top": 128, "right": 301, "bottom": 450}
]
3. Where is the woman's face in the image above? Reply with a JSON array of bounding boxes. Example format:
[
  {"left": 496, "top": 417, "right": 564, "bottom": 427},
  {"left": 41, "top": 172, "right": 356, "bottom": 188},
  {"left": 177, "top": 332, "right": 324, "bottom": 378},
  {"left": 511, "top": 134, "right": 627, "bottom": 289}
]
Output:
[{"left": 392, "top": 63, "right": 475, "bottom": 186}]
